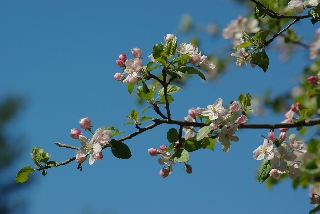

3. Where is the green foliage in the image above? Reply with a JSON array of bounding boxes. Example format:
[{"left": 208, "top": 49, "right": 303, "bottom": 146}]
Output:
[
  {"left": 308, "top": 139, "right": 320, "bottom": 155},
  {"left": 158, "top": 85, "right": 182, "bottom": 96},
  {"left": 254, "top": 5, "right": 267, "bottom": 18},
  {"left": 164, "top": 38, "right": 177, "bottom": 59},
  {"left": 172, "top": 149, "right": 190, "bottom": 163},
  {"left": 30, "top": 146, "right": 51, "bottom": 167},
  {"left": 309, "top": 8, "right": 320, "bottom": 24},
  {"left": 184, "top": 136, "right": 215, "bottom": 152},
  {"left": 167, "top": 128, "right": 178, "bottom": 143},
  {"left": 251, "top": 50, "right": 269, "bottom": 72},
  {"left": 16, "top": 166, "right": 35, "bottom": 183},
  {"left": 299, "top": 108, "right": 314, "bottom": 120},
  {"left": 196, "top": 126, "right": 212, "bottom": 141},
  {"left": 178, "top": 66, "right": 206, "bottom": 80},
  {"left": 158, "top": 95, "right": 174, "bottom": 104},
  {"left": 107, "top": 126, "right": 124, "bottom": 137},
  {"left": 258, "top": 159, "right": 272, "bottom": 183},
  {"left": 109, "top": 139, "right": 132, "bottom": 159},
  {"left": 126, "top": 83, "right": 134, "bottom": 94}
]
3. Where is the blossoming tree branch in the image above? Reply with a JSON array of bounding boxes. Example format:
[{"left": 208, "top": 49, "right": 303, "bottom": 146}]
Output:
[{"left": 16, "top": 0, "right": 320, "bottom": 213}]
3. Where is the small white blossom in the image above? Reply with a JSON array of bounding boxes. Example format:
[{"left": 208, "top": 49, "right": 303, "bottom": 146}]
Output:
[
  {"left": 253, "top": 138, "right": 274, "bottom": 160},
  {"left": 288, "top": 0, "right": 304, "bottom": 13},
  {"left": 217, "top": 124, "right": 239, "bottom": 152},
  {"left": 309, "top": 0, "right": 320, "bottom": 7},
  {"left": 286, "top": 134, "right": 306, "bottom": 153},
  {"left": 270, "top": 145, "right": 297, "bottom": 171},
  {"left": 201, "top": 98, "right": 229, "bottom": 121},
  {"left": 77, "top": 135, "right": 102, "bottom": 165}
]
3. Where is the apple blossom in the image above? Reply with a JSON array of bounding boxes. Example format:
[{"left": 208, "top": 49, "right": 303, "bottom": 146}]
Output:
[
  {"left": 308, "top": 75, "right": 317, "bottom": 84},
  {"left": 199, "top": 55, "right": 216, "bottom": 72},
  {"left": 270, "top": 145, "right": 297, "bottom": 171},
  {"left": 114, "top": 72, "right": 124, "bottom": 81},
  {"left": 269, "top": 169, "right": 282, "bottom": 180},
  {"left": 77, "top": 135, "right": 103, "bottom": 165},
  {"left": 70, "top": 128, "right": 82, "bottom": 139},
  {"left": 279, "top": 132, "right": 286, "bottom": 141},
  {"left": 79, "top": 117, "right": 91, "bottom": 130},
  {"left": 235, "top": 115, "right": 248, "bottom": 124},
  {"left": 253, "top": 138, "right": 274, "bottom": 160},
  {"left": 159, "top": 167, "right": 170, "bottom": 178},
  {"left": 287, "top": 0, "right": 304, "bottom": 14},
  {"left": 159, "top": 145, "right": 167, "bottom": 151},
  {"left": 308, "top": 0, "right": 320, "bottom": 7},
  {"left": 201, "top": 98, "right": 229, "bottom": 121},
  {"left": 164, "top": 34, "right": 177, "bottom": 42},
  {"left": 131, "top": 48, "right": 142, "bottom": 58},
  {"left": 217, "top": 124, "right": 239, "bottom": 152},
  {"left": 229, "top": 101, "right": 241, "bottom": 113},
  {"left": 116, "top": 59, "right": 125, "bottom": 67},
  {"left": 288, "top": 161, "right": 302, "bottom": 179},
  {"left": 268, "top": 131, "right": 276, "bottom": 142},
  {"left": 123, "top": 72, "right": 139, "bottom": 84},
  {"left": 286, "top": 134, "right": 306, "bottom": 153},
  {"left": 176, "top": 43, "right": 198, "bottom": 55},
  {"left": 124, "top": 58, "right": 142, "bottom": 74},
  {"left": 188, "top": 108, "right": 199, "bottom": 118}
]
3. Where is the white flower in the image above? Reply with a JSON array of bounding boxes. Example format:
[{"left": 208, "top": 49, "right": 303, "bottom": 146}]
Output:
[
  {"left": 270, "top": 145, "right": 297, "bottom": 171},
  {"left": 77, "top": 135, "right": 102, "bottom": 165},
  {"left": 201, "top": 98, "right": 229, "bottom": 121},
  {"left": 309, "top": 0, "right": 320, "bottom": 7},
  {"left": 217, "top": 124, "right": 239, "bottom": 152},
  {"left": 158, "top": 152, "right": 171, "bottom": 165},
  {"left": 231, "top": 47, "right": 254, "bottom": 67},
  {"left": 288, "top": 161, "right": 302, "bottom": 179},
  {"left": 199, "top": 55, "right": 216, "bottom": 72},
  {"left": 124, "top": 58, "right": 142, "bottom": 74},
  {"left": 92, "top": 128, "right": 112, "bottom": 145},
  {"left": 253, "top": 138, "right": 274, "bottom": 160},
  {"left": 176, "top": 43, "right": 198, "bottom": 54},
  {"left": 286, "top": 134, "right": 306, "bottom": 153},
  {"left": 288, "top": 0, "right": 304, "bottom": 13}
]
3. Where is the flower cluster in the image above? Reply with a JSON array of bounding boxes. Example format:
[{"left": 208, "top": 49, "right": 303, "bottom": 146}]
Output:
[
  {"left": 148, "top": 145, "right": 174, "bottom": 178},
  {"left": 71, "top": 117, "right": 112, "bottom": 165},
  {"left": 287, "top": 0, "right": 320, "bottom": 14},
  {"left": 222, "top": 16, "right": 260, "bottom": 45}
]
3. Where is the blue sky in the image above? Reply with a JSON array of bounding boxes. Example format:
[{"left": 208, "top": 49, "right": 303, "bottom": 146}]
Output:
[{"left": 1, "top": 1, "right": 317, "bottom": 213}]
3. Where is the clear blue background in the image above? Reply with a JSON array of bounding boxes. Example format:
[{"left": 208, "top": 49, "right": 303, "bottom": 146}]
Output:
[{"left": 1, "top": 1, "right": 316, "bottom": 213}]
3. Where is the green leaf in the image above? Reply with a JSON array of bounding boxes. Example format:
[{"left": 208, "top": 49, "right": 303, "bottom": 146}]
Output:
[
  {"left": 146, "top": 61, "right": 160, "bottom": 72},
  {"left": 158, "top": 85, "right": 182, "bottom": 96},
  {"left": 126, "top": 83, "right": 134, "bottom": 94},
  {"left": 42, "top": 170, "right": 47, "bottom": 176},
  {"left": 158, "top": 95, "right": 174, "bottom": 104},
  {"left": 251, "top": 50, "right": 269, "bottom": 72},
  {"left": 152, "top": 44, "right": 164, "bottom": 59},
  {"left": 201, "top": 137, "right": 215, "bottom": 150},
  {"left": 164, "top": 38, "right": 177, "bottom": 58},
  {"left": 306, "top": 87, "right": 320, "bottom": 95},
  {"left": 254, "top": 5, "right": 267, "bottom": 18},
  {"left": 196, "top": 126, "right": 212, "bottom": 141},
  {"left": 184, "top": 138, "right": 202, "bottom": 152},
  {"left": 309, "top": 205, "right": 320, "bottom": 214},
  {"left": 109, "top": 139, "right": 132, "bottom": 159},
  {"left": 245, "top": 93, "right": 252, "bottom": 107},
  {"left": 172, "top": 149, "right": 190, "bottom": 163},
  {"left": 300, "top": 108, "right": 314, "bottom": 119},
  {"left": 239, "top": 93, "right": 245, "bottom": 107},
  {"left": 178, "top": 67, "right": 206, "bottom": 80},
  {"left": 309, "top": 8, "right": 320, "bottom": 25},
  {"left": 30, "top": 146, "right": 51, "bottom": 166},
  {"left": 308, "top": 139, "right": 320, "bottom": 154},
  {"left": 123, "top": 121, "right": 134, "bottom": 125},
  {"left": 252, "top": 30, "right": 270, "bottom": 41},
  {"left": 142, "top": 106, "right": 151, "bottom": 114},
  {"left": 142, "top": 81, "right": 150, "bottom": 94},
  {"left": 172, "top": 54, "right": 190, "bottom": 64},
  {"left": 234, "top": 41, "right": 253, "bottom": 49},
  {"left": 267, "top": 0, "right": 277, "bottom": 9},
  {"left": 16, "top": 166, "right": 35, "bottom": 183},
  {"left": 130, "top": 109, "right": 139, "bottom": 121},
  {"left": 258, "top": 159, "right": 272, "bottom": 183},
  {"left": 140, "top": 116, "right": 152, "bottom": 123},
  {"left": 166, "top": 143, "right": 175, "bottom": 152},
  {"left": 167, "top": 128, "right": 178, "bottom": 143}
]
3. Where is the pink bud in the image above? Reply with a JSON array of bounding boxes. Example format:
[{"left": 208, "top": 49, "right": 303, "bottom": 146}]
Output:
[
  {"left": 76, "top": 156, "right": 86, "bottom": 164},
  {"left": 159, "top": 168, "right": 170, "bottom": 178},
  {"left": 235, "top": 115, "right": 248, "bottom": 124},
  {"left": 307, "top": 75, "right": 317, "bottom": 84},
  {"left": 116, "top": 59, "right": 125, "bottom": 67},
  {"left": 279, "top": 127, "right": 288, "bottom": 132},
  {"left": 188, "top": 108, "right": 199, "bottom": 118},
  {"left": 279, "top": 132, "right": 286, "bottom": 141},
  {"left": 159, "top": 145, "right": 167, "bottom": 151},
  {"left": 164, "top": 34, "right": 177, "bottom": 42},
  {"left": 237, "top": 16, "right": 243, "bottom": 23},
  {"left": 118, "top": 53, "right": 126, "bottom": 61},
  {"left": 70, "top": 128, "right": 82, "bottom": 139},
  {"left": 148, "top": 148, "right": 158, "bottom": 156},
  {"left": 268, "top": 131, "right": 276, "bottom": 142},
  {"left": 290, "top": 104, "right": 297, "bottom": 112},
  {"left": 114, "top": 72, "right": 123, "bottom": 81},
  {"left": 131, "top": 48, "right": 142, "bottom": 58},
  {"left": 229, "top": 101, "right": 241, "bottom": 113},
  {"left": 79, "top": 117, "right": 91, "bottom": 130},
  {"left": 184, "top": 164, "right": 192, "bottom": 174},
  {"left": 295, "top": 102, "right": 301, "bottom": 109},
  {"left": 94, "top": 152, "right": 103, "bottom": 160}
]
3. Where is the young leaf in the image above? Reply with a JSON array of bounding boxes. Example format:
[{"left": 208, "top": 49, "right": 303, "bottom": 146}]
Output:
[
  {"left": 158, "top": 95, "right": 174, "bottom": 104},
  {"left": 258, "top": 159, "right": 272, "bottom": 183},
  {"left": 251, "top": 50, "right": 269, "bottom": 72},
  {"left": 130, "top": 109, "right": 139, "bottom": 121},
  {"left": 140, "top": 116, "right": 152, "bottom": 123},
  {"left": 252, "top": 30, "right": 270, "bottom": 41},
  {"left": 184, "top": 138, "right": 202, "bottom": 152},
  {"left": 201, "top": 137, "right": 215, "bottom": 150},
  {"left": 152, "top": 44, "right": 164, "bottom": 59},
  {"left": 167, "top": 128, "right": 178, "bottom": 143},
  {"left": 142, "top": 81, "right": 150, "bottom": 94},
  {"left": 126, "top": 83, "right": 134, "bottom": 94},
  {"left": 309, "top": 8, "right": 320, "bottom": 25},
  {"left": 300, "top": 109, "right": 314, "bottom": 119},
  {"left": 172, "top": 149, "right": 190, "bottom": 163},
  {"left": 16, "top": 166, "right": 35, "bottom": 183},
  {"left": 196, "top": 126, "right": 212, "bottom": 141}
]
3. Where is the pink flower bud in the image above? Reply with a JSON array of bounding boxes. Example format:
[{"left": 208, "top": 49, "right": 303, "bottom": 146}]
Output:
[
  {"left": 70, "top": 128, "right": 82, "bottom": 139},
  {"left": 237, "top": 16, "right": 243, "bottom": 23},
  {"left": 94, "top": 152, "right": 103, "bottom": 160},
  {"left": 116, "top": 59, "right": 125, "bottom": 67},
  {"left": 235, "top": 115, "right": 248, "bottom": 124},
  {"left": 184, "top": 164, "right": 192, "bottom": 174},
  {"left": 268, "top": 131, "right": 276, "bottom": 142},
  {"left": 131, "top": 48, "right": 142, "bottom": 58},
  {"left": 307, "top": 75, "right": 317, "bottom": 84},
  {"left": 79, "top": 117, "right": 91, "bottom": 130},
  {"left": 148, "top": 148, "right": 158, "bottom": 156},
  {"left": 290, "top": 104, "right": 297, "bottom": 112},
  {"left": 114, "top": 72, "right": 123, "bottom": 81},
  {"left": 76, "top": 156, "right": 86, "bottom": 164},
  {"left": 295, "top": 102, "right": 301, "bottom": 109},
  {"left": 279, "top": 127, "right": 287, "bottom": 132},
  {"left": 229, "top": 101, "right": 241, "bottom": 113},
  {"left": 188, "top": 108, "right": 199, "bottom": 118},
  {"left": 164, "top": 34, "right": 177, "bottom": 42},
  {"left": 159, "top": 168, "right": 170, "bottom": 178},
  {"left": 118, "top": 53, "right": 126, "bottom": 61},
  {"left": 159, "top": 145, "right": 167, "bottom": 151},
  {"left": 279, "top": 132, "right": 286, "bottom": 141}
]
